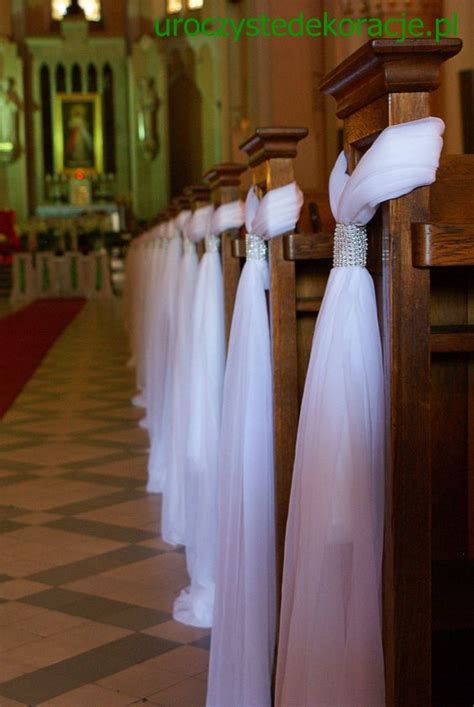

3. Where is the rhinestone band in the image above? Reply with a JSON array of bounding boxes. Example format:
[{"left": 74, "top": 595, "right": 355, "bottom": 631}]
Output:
[
  {"left": 183, "top": 238, "right": 196, "bottom": 254},
  {"left": 333, "top": 223, "right": 368, "bottom": 268},
  {"left": 205, "top": 234, "right": 220, "bottom": 253},
  {"left": 246, "top": 233, "right": 267, "bottom": 261}
]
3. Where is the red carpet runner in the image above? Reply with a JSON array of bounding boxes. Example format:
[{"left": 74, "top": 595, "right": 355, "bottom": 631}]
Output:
[{"left": 0, "top": 298, "right": 85, "bottom": 418}]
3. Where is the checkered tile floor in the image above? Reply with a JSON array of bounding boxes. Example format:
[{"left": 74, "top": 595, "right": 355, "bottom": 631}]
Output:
[{"left": 0, "top": 300, "right": 209, "bottom": 706}]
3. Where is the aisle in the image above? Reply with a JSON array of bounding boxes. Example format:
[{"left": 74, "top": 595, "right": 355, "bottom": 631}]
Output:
[{"left": 0, "top": 300, "right": 209, "bottom": 706}]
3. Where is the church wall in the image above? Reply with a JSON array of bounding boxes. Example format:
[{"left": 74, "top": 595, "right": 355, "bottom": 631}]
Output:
[
  {"left": 129, "top": 35, "right": 170, "bottom": 218},
  {"left": 0, "top": 39, "right": 29, "bottom": 222},
  {"left": 443, "top": 0, "right": 474, "bottom": 154}
]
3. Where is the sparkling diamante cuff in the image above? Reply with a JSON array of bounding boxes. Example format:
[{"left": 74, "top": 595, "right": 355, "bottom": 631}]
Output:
[
  {"left": 205, "top": 234, "right": 220, "bottom": 253},
  {"left": 246, "top": 233, "right": 267, "bottom": 261},
  {"left": 333, "top": 223, "right": 368, "bottom": 268}
]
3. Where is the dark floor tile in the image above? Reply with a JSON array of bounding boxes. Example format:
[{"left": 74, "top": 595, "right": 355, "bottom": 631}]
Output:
[
  {"left": 0, "top": 519, "right": 26, "bottom": 534},
  {"left": 57, "top": 451, "right": 139, "bottom": 472},
  {"left": 57, "top": 470, "right": 142, "bottom": 489},
  {"left": 0, "top": 473, "right": 40, "bottom": 487},
  {"left": 54, "top": 633, "right": 180, "bottom": 683},
  {"left": 0, "top": 666, "right": 81, "bottom": 705},
  {"left": 99, "top": 605, "right": 170, "bottom": 630},
  {"left": 192, "top": 635, "right": 211, "bottom": 651},
  {"left": 0, "top": 505, "right": 30, "bottom": 519},
  {"left": 25, "top": 545, "right": 161, "bottom": 586},
  {"left": 0, "top": 438, "right": 47, "bottom": 452},
  {"left": 54, "top": 594, "right": 142, "bottom": 622},
  {"left": 22, "top": 587, "right": 88, "bottom": 609},
  {"left": 23, "top": 588, "right": 170, "bottom": 630},
  {"left": 0, "top": 458, "right": 42, "bottom": 472},
  {"left": 45, "top": 516, "right": 155, "bottom": 543},
  {"left": 48, "top": 488, "right": 147, "bottom": 515},
  {"left": 0, "top": 632, "right": 181, "bottom": 705}
]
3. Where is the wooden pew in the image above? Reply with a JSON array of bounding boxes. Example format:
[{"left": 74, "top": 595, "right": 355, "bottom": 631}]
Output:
[
  {"left": 413, "top": 155, "right": 474, "bottom": 705},
  {"left": 320, "top": 37, "right": 467, "bottom": 706},
  {"left": 203, "top": 162, "right": 247, "bottom": 345}
]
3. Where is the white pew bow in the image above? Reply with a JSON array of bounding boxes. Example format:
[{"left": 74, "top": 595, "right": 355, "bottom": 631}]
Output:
[{"left": 276, "top": 116, "right": 445, "bottom": 707}]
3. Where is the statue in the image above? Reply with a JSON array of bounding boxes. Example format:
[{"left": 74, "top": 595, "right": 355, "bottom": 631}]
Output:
[
  {"left": 137, "top": 77, "right": 160, "bottom": 160},
  {"left": 0, "top": 78, "right": 22, "bottom": 164}
]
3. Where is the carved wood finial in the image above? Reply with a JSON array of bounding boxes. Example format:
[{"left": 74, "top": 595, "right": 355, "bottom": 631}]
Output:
[{"left": 320, "top": 38, "right": 462, "bottom": 118}]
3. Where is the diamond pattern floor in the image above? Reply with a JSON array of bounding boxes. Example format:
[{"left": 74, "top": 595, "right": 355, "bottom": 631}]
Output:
[{"left": 0, "top": 300, "right": 209, "bottom": 706}]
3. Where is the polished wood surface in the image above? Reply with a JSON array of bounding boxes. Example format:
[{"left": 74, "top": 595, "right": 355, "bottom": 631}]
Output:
[{"left": 412, "top": 222, "right": 474, "bottom": 267}]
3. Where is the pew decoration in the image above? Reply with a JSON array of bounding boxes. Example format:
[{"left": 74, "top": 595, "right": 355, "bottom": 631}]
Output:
[
  {"left": 276, "top": 116, "right": 445, "bottom": 707},
  {"left": 126, "top": 224, "right": 162, "bottom": 406},
  {"left": 206, "top": 183, "right": 303, "bottom": 707},
  {"left": 173, "top": 201, "right": 232, "bottom": 628},
  {"left": 138, "top": 225, "right": 163, "bottom": 413},
  {"left": 147, "top": 216, "right": 183, "bottom": 492},
  {"left": 160, "top": 209, "right": 197, "bottom": 547}
]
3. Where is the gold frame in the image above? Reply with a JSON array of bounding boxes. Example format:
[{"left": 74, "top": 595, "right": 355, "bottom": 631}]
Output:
[{"left": 53, "top": 92, "right": 103, "bottom": 175}]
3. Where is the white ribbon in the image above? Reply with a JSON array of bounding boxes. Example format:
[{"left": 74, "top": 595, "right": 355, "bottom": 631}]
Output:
[
  {"left": 206, "top": 182, "right": 303, "bottom": 707},
  {"left": 161, "top": 211, "right": 199, "bottom": 546},
  {"left": 173, "top": 201, "right": 225, "bottom": 628},
  {"left": 175, "top": 209, "right": 192, "bottom": 233},
  {"left": 276, "top": 116, "right": 445, "bottom": 707},
  {"left": 147, "top": 216, "right": 183, "bottom": 490},
  {"left": 188, "top": 204, "right": 214, "bottom": 242},
  {"left": 211, "top": 200, "right": 245, "bottom": 236}
]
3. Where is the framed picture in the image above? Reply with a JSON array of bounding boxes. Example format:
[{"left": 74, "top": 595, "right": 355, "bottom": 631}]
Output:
[{"left": 53, "top": 93, "right": 103, "bottom": 174}]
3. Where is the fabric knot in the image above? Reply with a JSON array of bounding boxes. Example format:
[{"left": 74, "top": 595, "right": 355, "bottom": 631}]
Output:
[{"left": 333, "top": 223, "right": 367, "bottom": 268}]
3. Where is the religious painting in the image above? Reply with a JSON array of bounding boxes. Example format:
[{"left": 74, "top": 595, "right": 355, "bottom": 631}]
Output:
[{"left": 54, "top": 93, "right": 103, "bottom": 174}]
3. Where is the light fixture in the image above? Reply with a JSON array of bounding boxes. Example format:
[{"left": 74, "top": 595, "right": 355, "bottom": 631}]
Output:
[
  {"left": 51, "top": 0, "right": 101, "bottom": 22},
  {"left": 166, "top": 0, "right": 183, "bottom": 13}
]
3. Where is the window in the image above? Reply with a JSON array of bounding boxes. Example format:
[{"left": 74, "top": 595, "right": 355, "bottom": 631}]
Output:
[
  {"left": 166, "top": 0, "right": 183, "bottom": 13},
  {"left": 166, "top": 0, "right": 204, "bottom": 12},
  {"left": 51, "top": 0, "right": 101, "bottom": 22}
]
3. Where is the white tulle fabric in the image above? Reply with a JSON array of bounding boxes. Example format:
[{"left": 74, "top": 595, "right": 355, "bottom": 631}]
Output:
[
  {"left": 211, "top": 200, "right": 244, "bottom": 234},
  {"left": 206, "top": 183, "right": 303, "bottom": 707},
  {"left": 125, "top": 231, "right": 153, "bottom": 393},
  {"left": 135, "top": 227, "right": 163, "bottom": 408},
  {"left": 147, "top": 218, "right": 182, "bottom": 492},
  {"left": 173, "top": 202, "right": 243, "bottom": 627},
  {"left": 276, "top": 117, "right": 445, "bottom": 707},
  {"left": 137, "top": 222, "right": 168, "bottom": 418},
  {"left": 160, "top": 212, "right": 198, "bottom": 545},
  {"left": 174, "top": 202, "right": 241, "bottom": 629}
]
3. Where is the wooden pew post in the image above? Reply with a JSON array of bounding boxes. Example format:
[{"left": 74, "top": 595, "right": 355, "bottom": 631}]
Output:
[
  {"left": 240, "top": 128, "right": 308, "bottom": 593},
  {"left": 203, "top": 163, "right": 247, "bottom": 344},
  {"left": 321, "top": 38, "right": 462, "bottom": 707}
]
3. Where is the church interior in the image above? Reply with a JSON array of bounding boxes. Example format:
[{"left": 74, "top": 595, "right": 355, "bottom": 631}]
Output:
[{"left": 0, "top": 0, "right": 473, "bottom": 705}]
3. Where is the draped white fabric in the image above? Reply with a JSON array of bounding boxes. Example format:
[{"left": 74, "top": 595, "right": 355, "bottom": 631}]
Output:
[
  {"left": 276, "top": 117, "right": 445, "bottom": 707},
  {"left": 206, "top": 183, "right": 303, "bottom": 707},
  {"left": 161, "top": 212, "right": 198, "bottom": 546},
  {"left": 134, "top": 229, "right": 160, "bottom": 405},
  {"left": 174, "top": 203, "right": 231, "bottom": 628},
  {"left": 147, "top": 219, "right": 182, "bottom": 492}
]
